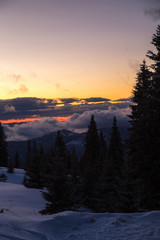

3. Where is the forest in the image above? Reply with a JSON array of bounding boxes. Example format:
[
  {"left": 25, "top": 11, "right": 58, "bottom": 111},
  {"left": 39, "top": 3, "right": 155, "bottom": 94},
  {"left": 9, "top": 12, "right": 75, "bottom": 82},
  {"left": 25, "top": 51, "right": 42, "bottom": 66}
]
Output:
[{"left": 0, "top": 25, "right": 160, "bottom": 214}]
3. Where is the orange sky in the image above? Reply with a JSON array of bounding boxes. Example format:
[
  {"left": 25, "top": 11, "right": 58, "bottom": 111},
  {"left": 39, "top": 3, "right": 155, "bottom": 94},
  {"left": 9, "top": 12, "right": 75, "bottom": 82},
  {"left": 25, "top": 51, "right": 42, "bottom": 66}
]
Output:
[
  {"left": 0, "top": 0, "right": 159, "bottom": 101},
  {"left": 1, "top": 116, "right": 71, "bottom": 124}
]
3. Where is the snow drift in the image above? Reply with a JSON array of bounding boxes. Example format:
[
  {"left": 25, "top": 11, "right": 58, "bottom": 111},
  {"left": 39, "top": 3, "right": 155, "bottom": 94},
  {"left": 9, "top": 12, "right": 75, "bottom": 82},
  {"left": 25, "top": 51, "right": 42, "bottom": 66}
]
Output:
[{"left": 0, "top": 168, "right": 160, "bottom": 240}]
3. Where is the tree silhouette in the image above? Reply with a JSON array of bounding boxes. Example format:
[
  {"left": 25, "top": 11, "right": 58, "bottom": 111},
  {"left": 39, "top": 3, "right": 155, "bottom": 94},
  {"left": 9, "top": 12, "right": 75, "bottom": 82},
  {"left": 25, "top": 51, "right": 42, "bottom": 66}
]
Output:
[
  {"left": 102, "top": 116, "right": 123, "bottom": 212},
  {"left": 0, "top": 122, "right": 8, "bottom": 167},
  {"left": 14, "top": 150, "right": 20, "bottom": 168},
  {"left": 41, "top": 131, "right": 72, "bottom": 214}
]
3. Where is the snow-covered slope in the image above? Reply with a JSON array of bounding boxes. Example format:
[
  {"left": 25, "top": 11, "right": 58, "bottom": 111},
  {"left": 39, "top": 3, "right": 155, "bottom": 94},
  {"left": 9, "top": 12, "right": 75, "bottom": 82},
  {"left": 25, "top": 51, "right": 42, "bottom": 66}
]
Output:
[{"left": 0, "top": 168, "right": 160, "bottom": 240}]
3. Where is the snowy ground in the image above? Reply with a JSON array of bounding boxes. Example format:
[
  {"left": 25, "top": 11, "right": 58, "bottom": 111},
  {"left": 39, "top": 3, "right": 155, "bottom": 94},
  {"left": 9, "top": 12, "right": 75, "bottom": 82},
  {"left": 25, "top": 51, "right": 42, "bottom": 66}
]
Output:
[{"left": 0, "top": 168, "right": 160, "bottom": 240}]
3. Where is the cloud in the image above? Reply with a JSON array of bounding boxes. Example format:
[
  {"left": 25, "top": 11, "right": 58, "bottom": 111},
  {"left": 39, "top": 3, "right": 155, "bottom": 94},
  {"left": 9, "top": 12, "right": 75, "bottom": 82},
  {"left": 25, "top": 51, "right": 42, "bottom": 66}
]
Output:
[
  {"left": 10, "top": 74, "right": 23, "bottom": 83},
  {"left": 83, "top": 97, "right": 110, "bottom": 103},
  {"left": 0, "top": 98, "right": 57, "bottom": 120},
  {"left": 4, "top": 118, "right": 62, "bottom": 141},
  {"left": 19, "top": 84, "right": 29, "bottom": 93},
  {"left": 60, "top": 98, "right": 80, "bottom": 104},
  {"left": 144, "top": 8, "right": 160, "bottom": 21},
  {"left": 65, "top": 106, "right": 131, "bottom": 132},
  {"left": 4, "top": 105, "right": 16, "bottom": 113},
  {"left": 4, "top": 106, "right": 131, "bottom": 141},
  {"left": 55, "top": 83, "right": 60, "bottom": 89},
  {"left": 58, "top": 97, "right": 110, "bottom": 105},
  {"left": 0, "top": 97, "right": 132, "bottom": 121},
  {"left": 114, "top": 97, "right": 132, "bottom": 102},
  {"left": 8, "top": 84, "right": 29, "bottom": 95}
]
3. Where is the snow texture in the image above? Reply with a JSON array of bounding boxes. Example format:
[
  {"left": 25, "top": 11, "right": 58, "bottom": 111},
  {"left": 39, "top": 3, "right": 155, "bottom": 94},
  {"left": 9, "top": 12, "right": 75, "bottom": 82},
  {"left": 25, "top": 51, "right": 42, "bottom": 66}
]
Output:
[{"left": 0, "top": 167, "right": 160, "bottom": 240}]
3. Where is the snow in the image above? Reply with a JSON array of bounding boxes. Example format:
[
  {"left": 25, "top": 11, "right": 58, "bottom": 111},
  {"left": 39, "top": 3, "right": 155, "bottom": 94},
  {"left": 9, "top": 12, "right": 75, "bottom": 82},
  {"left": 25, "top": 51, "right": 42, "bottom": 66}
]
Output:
[{"left": 0, "top": 168, "right": 160, "bottom": 240}]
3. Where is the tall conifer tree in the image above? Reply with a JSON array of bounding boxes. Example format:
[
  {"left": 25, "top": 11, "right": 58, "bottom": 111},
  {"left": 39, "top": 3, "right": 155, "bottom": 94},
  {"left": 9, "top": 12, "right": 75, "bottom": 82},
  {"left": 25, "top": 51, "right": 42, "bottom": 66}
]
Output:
[
  {"left": 0, "top": 122, "right": 8, "bottom": 167},
  {"left": 102, "top": 116, "right": 123, "bottom": 212},
  {"left": 14, "top": 150, "right": 20, "bottom": 169},
  {"left": 128, "top": 25, "right": 160, "bottom": 210},
  {"left": 81, "top": 115, "right": 102, "bottom": 210},
  {"left": 41, "top": 131, "right": 72, "bottom": 214},
  {"left": 25, "top": 140, "right": 31, "bottom": 170},
  {"left": 128, "top": 60, "right": 153, "bottom": 210},
  {"left": 145, "top": 25, "right": 160, "bottom": 209},
  {"left": 24, "top": 141, "right": 43, "bottom": 188}
]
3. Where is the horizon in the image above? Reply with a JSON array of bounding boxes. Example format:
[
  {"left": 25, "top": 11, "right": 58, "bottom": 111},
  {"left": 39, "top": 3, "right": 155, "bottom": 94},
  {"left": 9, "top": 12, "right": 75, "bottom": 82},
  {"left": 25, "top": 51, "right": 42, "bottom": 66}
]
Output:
[{"left": 1, "top": 96, "right": 131, "bottom": 141}]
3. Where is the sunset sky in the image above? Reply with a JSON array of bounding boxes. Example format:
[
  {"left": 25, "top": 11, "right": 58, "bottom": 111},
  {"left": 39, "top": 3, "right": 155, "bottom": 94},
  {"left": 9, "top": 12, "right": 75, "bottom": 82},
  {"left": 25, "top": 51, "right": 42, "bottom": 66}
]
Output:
[
  {"left": 0, "top": 0, "right": 159, "bottom": 100},
  {"left": 0, "top": 0, "right": 160, "bottom": 140}
]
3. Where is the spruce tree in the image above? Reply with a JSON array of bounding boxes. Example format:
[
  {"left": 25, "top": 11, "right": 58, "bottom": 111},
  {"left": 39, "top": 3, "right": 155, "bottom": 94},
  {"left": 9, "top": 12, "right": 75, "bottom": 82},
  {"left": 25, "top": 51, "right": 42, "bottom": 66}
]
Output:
[
  {"left": 14, "top": 150, "right": 20, "bottom": 169},
  {"left": 99, "top": 130, "right": 108, "bottom": 170},
  {"left": 0, "top": 122, "right": 8, "bottom": 167},
  {"left": 81, "top": 115, "right": 102, "bottom": 211},
  {"left": 127, "top": 26, "right": 160, "bottom": 210},
  {"left": 24, "top": 141, "right": 43, "bottom": 188},
  {"left": 7, "top": 158, "right": 14, "bottom": 173},
  {"left": 102, "top": 116, "right": 123, "bottom": 212},
  {"left": 145, "top": 25, "right": 160, "bottom": 209},
  {"left": 39, "top": 145, "right": 47, "bottom": 187},
  {"left": 69, "top": 148, "right": 82, "bottom": 209},
  {"left": 147, "top": 25, "right": 160, "bottom": 75},
  {"left": 108, "top": 117, "right": 123, "bottom": 175},
  {"left": 24, "top": 140, "right": 31, "bottom": 170},
  {"left": 127, "top": 60, "right": 153, "bottom": 210},
  {"left": 41, "top": 131, "right": 72, "bottom": 214}
]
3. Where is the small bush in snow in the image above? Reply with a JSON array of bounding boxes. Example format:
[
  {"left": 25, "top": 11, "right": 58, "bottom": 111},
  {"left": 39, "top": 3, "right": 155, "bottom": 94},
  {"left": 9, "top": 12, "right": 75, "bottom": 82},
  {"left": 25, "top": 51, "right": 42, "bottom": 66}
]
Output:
[{"left": 0, "top": 173, "right": 7, "bottom": 182}]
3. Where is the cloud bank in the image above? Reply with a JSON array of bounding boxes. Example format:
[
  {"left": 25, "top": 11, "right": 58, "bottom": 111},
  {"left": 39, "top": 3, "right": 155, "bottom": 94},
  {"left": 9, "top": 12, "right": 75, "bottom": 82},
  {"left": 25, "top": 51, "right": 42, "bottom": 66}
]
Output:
[
  {"left": 0, "top": 97, "right": 131, "bottom": 121},
  {"left": 3, "top": 105, "right": 131, "bottom": 141},
  {"left": 0, "top": 97, "right": 132, "bottom": 141}
]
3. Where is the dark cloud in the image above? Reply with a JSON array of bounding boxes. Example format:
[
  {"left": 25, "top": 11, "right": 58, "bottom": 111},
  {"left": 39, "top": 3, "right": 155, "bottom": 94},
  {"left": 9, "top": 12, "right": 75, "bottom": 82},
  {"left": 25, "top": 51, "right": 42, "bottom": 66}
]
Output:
[
  {"left": 114, "top": 97, "right": 132, "bottom": 102},
  {"left": 0, "top": 98, "right": 56, "bottom": 120},
  {"left": 145, "top": 8, "right": 160, "bottom": 21},
  {"left": 83, "top": 97, "right": 110, "bottom": 103},
  {"left": 57, "top": 97, "right": 110, "bottom": 105},
  {"left": 60, "top": 98, "right": 80, "bottom": 104},
  {"left": 0, "top": 97, "right": 132, "bottom": 121}
]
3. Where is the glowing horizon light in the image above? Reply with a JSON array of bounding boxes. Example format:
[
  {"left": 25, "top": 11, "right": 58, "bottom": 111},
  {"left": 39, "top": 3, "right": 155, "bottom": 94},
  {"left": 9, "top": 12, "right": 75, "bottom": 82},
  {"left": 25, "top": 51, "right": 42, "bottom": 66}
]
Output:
[{"left": 1, "top": 116, "right": 71, "bottom": 125}]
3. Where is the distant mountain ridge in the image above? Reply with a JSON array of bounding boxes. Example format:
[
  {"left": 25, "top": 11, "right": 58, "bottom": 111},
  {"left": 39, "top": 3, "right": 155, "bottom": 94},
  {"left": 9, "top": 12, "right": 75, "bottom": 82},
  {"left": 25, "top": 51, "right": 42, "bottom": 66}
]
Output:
[{"left": 8, "top": 127, "right": 129, "bottom": 168}]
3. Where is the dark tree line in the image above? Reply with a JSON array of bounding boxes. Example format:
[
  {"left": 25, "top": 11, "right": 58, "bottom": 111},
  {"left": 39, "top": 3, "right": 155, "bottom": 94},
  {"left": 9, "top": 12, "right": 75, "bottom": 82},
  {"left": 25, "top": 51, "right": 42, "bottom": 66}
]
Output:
[
  {"left": 0, "top": 122, "right": 8, "bottom": 167},
  {"left": 0, "top": 121, "right": 20, "bottom": 172},
  {"left": 23, "top": 115, "right": 124, "bottom": 214}
]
